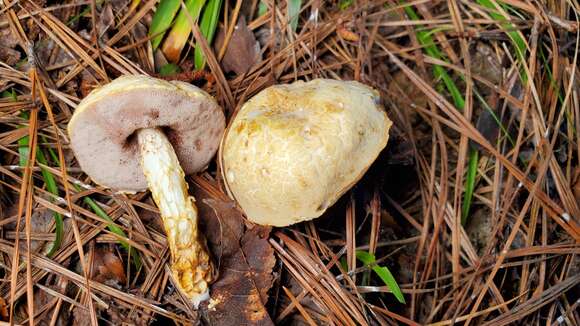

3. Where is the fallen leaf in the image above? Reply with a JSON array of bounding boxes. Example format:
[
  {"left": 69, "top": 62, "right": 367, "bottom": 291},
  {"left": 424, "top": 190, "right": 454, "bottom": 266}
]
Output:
[
  {"left": 214, "top": 16, "right": 261, "bottom": 76},
  {"left": 72, "top": 306, "right": 91, "bottom": 326},
  {"left": 0, "top": 25, "right": 21, "bottom": 66},
  {"left": 469, "top": 42, "right": 506, "bottom": 151},
  {"left": 0, "top": 297, "right": 7, "bottom": 321},
  {"left": 96, "top": 3, "right": 115, "bottom": 42},
  {"left": 15, "top": 205, "right": 54, "bottom": 254},
  {"left": 192, "top": 175, "right": 275, "bottom": 326},
  {"left": 471, "top": 98, "right": 502, "bottom": 151},
  {"left": 89, "top": 245, "right": 127, "bottom": 287},
  {"left": 387, "top": 70, "right": 428, "bottom": 127},
  {"left": 18, "top": 1, "right": 44, "bottom": 41},
  {"left": 0, "top": 25, "right": 19, "bottom": 48},
  {"left": 14, "top": 283, "right": 55, "bottom": 324},
  {"left": 465, "top": 206, "right": 492, "bottom": 256},
  {"left": 154, "top": 48, "right": 170, "bottom": 73},
  {"left": 0, "top": 46, "right": 20, "bottom": 66},
  {"left": 255, "top": 25, "right": 281, "bottom": 49},
  {"left": 79, "top": 70, "right": 99, "bottom": 98},
  {"left": 471, "top": 42, "right": 503, "bottom": 86}
]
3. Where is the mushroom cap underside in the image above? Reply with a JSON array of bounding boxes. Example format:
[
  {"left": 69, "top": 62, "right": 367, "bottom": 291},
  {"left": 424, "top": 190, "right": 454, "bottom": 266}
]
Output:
[
  {"left": 68, "top": 75, "right": 225, "bottom": 192},
  {"left": 221, "top": 78, "right": 392, "bottom": 227}
]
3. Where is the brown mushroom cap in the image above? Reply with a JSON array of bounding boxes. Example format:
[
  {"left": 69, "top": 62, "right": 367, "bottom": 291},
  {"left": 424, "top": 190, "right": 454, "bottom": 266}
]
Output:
[
  {"left": 68, "top": 75, "right": 225, "bottom": 192},
  {"left": 220, "top": 79, "right": 392, "bottom": 226}
]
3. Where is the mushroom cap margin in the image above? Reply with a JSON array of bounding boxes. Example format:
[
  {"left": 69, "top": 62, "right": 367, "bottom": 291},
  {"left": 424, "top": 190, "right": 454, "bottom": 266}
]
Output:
[{"left": 68, "top": 75, "right": 225, "bottom": 192}]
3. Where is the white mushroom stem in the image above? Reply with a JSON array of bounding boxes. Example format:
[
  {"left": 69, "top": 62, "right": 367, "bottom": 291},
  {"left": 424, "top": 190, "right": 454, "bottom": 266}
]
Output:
[{"left": 137, "top": 128, "right": 213, "bottom": 307}]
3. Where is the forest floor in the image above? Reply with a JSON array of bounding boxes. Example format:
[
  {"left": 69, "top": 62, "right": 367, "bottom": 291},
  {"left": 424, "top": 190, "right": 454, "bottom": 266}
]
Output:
[{"left": 0, "top": 0, "right": 579, "bottom": 325}]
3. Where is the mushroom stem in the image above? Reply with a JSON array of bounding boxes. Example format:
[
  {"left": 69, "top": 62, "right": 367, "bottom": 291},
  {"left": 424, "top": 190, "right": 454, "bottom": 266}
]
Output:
[{"left": 137, "top": 127, "right": 213, "bottom": 307}]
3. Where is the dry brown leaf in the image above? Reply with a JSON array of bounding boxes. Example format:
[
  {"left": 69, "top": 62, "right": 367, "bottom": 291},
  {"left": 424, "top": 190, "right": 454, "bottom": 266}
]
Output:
[
  {"left": 14, "top": 284, "right": 54, "bottom": 324},
  {"left": 471, "top": 42, "right": 503, "bottom": 86},
  {"left": 30, "top": 207, "right": 55, "bottom": 253},
  {"left": 0, "top": 46, "right": 20, "bottom": 66},
  {"left": 215, "top": 16, "right": 261, "bottom": 76},
  {"left": 72, "top": 306, "right": 91, "bottom": 326},
  {"left": 0, "top": 297, "right": 7, "bottom": 321},
  {"left": 0, "top": 25, "right": 21, "bottom": 66},
  {"left": 388, "top": 70, "right": 428, "bottom": 127},
  {"left": 472, "top": 94, "right": 502, "bottom": 151},
  {"left": 470, "top": 42, "right": 505, "bottom": 151},
  {"left": 192, "top": 177, "right": 275, "bottom": 325},
  {"left": 89, "top": 245, "right": 127, "bottom": 287},
  {"left": 79, "top": 70, "right": 98, "bottom": 98},
  {"left": 96, "top": 3, "right": 115, "bottom": 42},
  {"left": 466, "top": 206, "right": 492, "bottom": 255}
]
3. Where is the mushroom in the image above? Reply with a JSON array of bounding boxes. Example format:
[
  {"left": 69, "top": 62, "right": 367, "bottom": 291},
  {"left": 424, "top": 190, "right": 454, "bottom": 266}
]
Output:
[
  {"left": 220, "top": 79, "right": 392, "bottom": 226},
  {"left": 68, "top": 75, "right": 225, "bottom": 305}
]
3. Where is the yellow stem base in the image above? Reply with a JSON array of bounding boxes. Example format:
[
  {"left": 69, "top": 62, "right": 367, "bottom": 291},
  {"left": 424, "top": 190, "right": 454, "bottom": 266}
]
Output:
[{"left": 138, "top": 127, "right": 213, "bottom": 307}]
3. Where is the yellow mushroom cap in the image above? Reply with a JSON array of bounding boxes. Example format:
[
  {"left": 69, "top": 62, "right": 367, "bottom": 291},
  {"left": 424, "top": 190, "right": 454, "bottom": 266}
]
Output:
[{"left": 220, "top": 79, "right": 392, "bottom": 226}]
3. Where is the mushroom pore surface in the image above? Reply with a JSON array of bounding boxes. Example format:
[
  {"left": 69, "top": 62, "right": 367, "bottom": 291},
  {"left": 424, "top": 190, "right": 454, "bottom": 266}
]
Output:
[
  {"left": 221, "top": 79, "right": 392, "bottom": 226},
  {"left": 68, "top": 75, "right": 225, "bottom": 192}
]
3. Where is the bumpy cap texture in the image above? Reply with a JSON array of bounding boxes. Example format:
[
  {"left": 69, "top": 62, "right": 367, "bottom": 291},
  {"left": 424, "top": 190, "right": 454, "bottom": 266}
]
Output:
[{"left": 221, "top": 79, "right": 392, "bottom": 226}]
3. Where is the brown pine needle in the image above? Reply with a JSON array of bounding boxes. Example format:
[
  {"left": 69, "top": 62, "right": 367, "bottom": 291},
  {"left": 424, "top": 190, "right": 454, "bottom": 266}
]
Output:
[{"left": 0, "top": 0, "right": 578, "bottom": 324}]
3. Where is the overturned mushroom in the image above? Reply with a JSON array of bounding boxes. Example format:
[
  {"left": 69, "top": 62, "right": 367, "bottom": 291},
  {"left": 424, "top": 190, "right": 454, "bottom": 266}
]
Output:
[
  {"left": 68, "top": 75, "right": 225, "bottom": 305},
  {"left": 220, "top": 79, "right": 392, "bottom": 226}
]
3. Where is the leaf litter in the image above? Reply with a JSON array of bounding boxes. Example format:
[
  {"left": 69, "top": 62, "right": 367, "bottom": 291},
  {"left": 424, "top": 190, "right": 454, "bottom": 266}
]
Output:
[
  {"left": 191, "top": 175, "right": 275, "bottom": 325},
  {"left": 0, "top": 0, "right": 579, "bottom": 325},
  {"left": 214, "top": 16, "right": 261, "bottom": 76}
]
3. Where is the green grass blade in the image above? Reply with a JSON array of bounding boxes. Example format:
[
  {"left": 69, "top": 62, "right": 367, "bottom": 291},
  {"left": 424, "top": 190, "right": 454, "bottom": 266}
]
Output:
[
  {"left": 1, "top": 89, "right": 17, "bottom": 101},
  {"left": 194, "top": 0, "right": 222, "bottom": 70},
  {"left": 75, "top": 184, "right": 142, "bottom": 269},
  {"left": 356, "top": 251, "right": 405, "bottom": 304},
  {"left": 339, "top": 0, "right": 353, "bottom": 10},
  {"left": 149, "top": 0, "right": 182, "bottom": 50},
  {"left": 45, "top": 139, "right": 60, "bottom": 163},
  {"left": 35, "top": 130, "right": 138, "bottom": 266},
  {"left": 7, "top": 89, "right": 28, "bottom": 167},
  {"left": 159, "top": 63, "right": 182, "bottom": 76},
  {"left": 14, "top": 111, "right": 63, "bottom": 256},
  {"left": 67, "top": 0, "right": 105, "bottom": 26},
  {"left": 403, "top": 5, "right": 464, "bottom": 110},
  {"left": 288, "top": 0, "right": 302, "bottom": 32},
  {"left": 340, "top": 256, "right": 348, "bottom": 272},
  {"left": 258, "top": 1, "right": 268, "bottom": 16},
  {"left": 461, "top": 149, "right": 479, "bottom": 225},
  {"left": 472, "top": 88, "right": 514, "bottom": 147},
  {"left": 475, "top": 0, "right": 528, "bottom": 81},
  {"left": 538, "top": 45, "right": 564, "bottom": 106},
  {"left": 162, "top": 0, "right": 207, "bottom": 63},
  {"left": 403, "top": 4, "right": 483, "bottom": 224},
  {"left": 17, "top": 130, "right": 30, "bottom": 168},
  {"left": 36, "top": 142, "right": 64, "bottom": 257}
]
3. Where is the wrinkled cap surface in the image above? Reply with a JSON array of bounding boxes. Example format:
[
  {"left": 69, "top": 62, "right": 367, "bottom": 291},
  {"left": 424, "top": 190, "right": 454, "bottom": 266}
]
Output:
[
  {"left": 68, "top": 75, "right": 225, "bottom": 192},
  {"left": 221, "top": 79, "right": 392, "bottom": 226}
]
